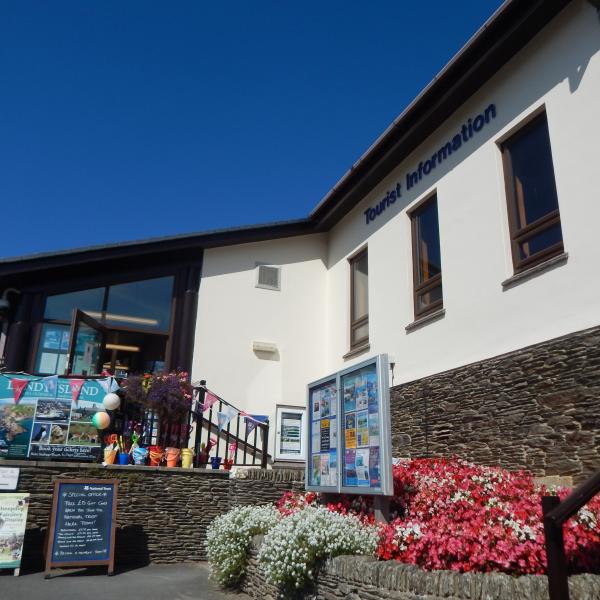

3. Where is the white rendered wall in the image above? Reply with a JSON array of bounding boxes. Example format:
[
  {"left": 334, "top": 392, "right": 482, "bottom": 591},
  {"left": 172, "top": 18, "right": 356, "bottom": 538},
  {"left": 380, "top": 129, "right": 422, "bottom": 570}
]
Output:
[
  {"left": 325, "top": 0, "right": 600, "bottom": 384},
  {"left": 192, "top": 234, "right": 328, "bottom": 453},
  {"left": 192, "top": 1, "right": 600, "bottom": 453}
]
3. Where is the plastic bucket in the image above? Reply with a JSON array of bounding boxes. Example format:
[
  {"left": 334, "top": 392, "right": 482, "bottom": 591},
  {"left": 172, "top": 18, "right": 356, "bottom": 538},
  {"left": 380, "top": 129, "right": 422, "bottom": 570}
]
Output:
[
  {"left": 181, "top": 448, "right": 194, "bottom": 468},
  {"left": 165, "top": 447, "right": 181, "bottom": 467},
  {"left": 148, "top": 446, "right": 164, "bottom": 466},
  {"left": 118, "top": 452, "right": 129, "bottom": 465},
  {"left": 210, "top": 456, "right": 222, "bottom": 470},
  {"left": 104, "top": 449, "right": 117, "bottom": 464},
  {"left": 133, "top": 447, "right": 148, "bottom": 465}
]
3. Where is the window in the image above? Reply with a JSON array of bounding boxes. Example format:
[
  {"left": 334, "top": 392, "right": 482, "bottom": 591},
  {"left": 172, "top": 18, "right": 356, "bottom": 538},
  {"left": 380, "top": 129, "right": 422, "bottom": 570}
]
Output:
[
  {"left": 501, "top": 112, "right": 563, "bottom": 272},
  {"left": 349, "top": 248, "right": 368, "bottom": 349},
  {"left": 410, "top": 194, "right": 443, "bottom": 319},
  {"left": 34, "top": 276, "right": 174, "bottom": 375}
]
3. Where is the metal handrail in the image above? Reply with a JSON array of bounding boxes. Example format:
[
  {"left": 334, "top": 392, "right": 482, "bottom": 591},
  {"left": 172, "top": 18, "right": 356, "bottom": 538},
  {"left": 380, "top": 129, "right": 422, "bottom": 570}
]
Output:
[
  {"left": 191, "top": 381, "right": 270, "bottom": 469},
  {"left": 542, "top": 468, "right": 600, "bottom": 600}
]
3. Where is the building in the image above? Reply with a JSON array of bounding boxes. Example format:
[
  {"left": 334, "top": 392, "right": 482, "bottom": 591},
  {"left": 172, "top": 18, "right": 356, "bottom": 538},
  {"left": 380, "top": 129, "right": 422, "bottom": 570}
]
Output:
[{"left": 1, "top": 0, "right": 599, "bottom": 479}]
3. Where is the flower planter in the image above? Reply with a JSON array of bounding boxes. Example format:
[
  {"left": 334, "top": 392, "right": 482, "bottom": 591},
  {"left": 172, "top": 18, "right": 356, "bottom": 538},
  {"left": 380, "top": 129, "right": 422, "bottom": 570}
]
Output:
[
  {"left": 118, "top": 452, "right": 130, "bottom": 465},
  {"left": 198, "top": 452, "right": 209, "bottom": 468},
  {"left": 223, "top": 458, "right": 234, "bottom": 471},
  {"left": 211, "top": 456, "right": 222, "bottom": 469}
]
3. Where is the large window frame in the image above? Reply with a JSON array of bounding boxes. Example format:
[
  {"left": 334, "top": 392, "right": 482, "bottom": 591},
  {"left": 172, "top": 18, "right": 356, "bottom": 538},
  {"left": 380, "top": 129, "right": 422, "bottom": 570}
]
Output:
[
  {"left": 500, "top": 110, "right": 564, "bottom": 273},
  {"left": 28, "top": 268, "right": 181, "bottom": 376},
  {"left": 349, "top": 247, "right": 369, "bottom": 351},
  {"left": 409, "top": 193, "right": 443, "bottom": 320}
]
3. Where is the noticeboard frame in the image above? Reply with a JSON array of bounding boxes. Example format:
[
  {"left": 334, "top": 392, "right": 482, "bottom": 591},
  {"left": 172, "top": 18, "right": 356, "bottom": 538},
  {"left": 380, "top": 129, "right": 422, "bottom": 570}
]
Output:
[
  {"left": 44, "top": 478, "right": 118, "bottom": 578},
  {"left": 305, "top": 354, "right": 393, "bottom": 497}
]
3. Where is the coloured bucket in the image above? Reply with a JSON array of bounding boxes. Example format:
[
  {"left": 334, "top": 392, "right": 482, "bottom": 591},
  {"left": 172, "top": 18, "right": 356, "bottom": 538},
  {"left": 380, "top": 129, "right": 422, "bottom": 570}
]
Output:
[
  {"left": 181, "top": 448, "right": 194, "bottom": 468},
  {"left": 118, "top": 452, "right": 129, "bottom": 465},
  {"left": 133, "top": 447, "right": 148, "bottom": 465},
  {"left": 148, "top": 446, "right": 164, "bottom": 466},
  {"left": 165, "top": 447, "right": 181, "bottom": 467},
  {"left": 104, "top": 449, "right": 117, "bottom": 464}
]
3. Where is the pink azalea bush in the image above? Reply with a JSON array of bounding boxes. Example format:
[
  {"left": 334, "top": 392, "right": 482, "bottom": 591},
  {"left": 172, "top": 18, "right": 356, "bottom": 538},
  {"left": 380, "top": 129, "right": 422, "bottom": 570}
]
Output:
[{"left": 377, "top": 458, "right": 600, "bottom": 575}]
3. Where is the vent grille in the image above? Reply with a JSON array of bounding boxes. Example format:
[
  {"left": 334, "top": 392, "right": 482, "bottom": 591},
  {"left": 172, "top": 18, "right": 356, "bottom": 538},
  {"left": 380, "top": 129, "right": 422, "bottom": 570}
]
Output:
[{"left": 256, "top": 265, "right": 280, "bottom": 290}]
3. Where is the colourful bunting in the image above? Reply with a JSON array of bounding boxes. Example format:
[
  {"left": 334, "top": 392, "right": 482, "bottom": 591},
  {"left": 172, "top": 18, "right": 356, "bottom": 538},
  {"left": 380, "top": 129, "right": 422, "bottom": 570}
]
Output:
[
  {"left": 201, "top": 391, "right": 219, "bottom": 412},
  {"left": 42, "top": 374, "right": 59, "bottom": 395},
  {"left": 68, "top": 379, "right": 85, "bottom": 404},
  {"left": 11, "top": 379, "right": 29, "bottom": 404},
  {"left": 98, "top": 377, "right": 112, "bottom": 394},
  {"left": 217, "top": 405, "right": 239, "bottom": 430},
  {"left": 245, "top": 417, "right": 257, "bottom": 436},
  {"left": 110, "top": 378, "right": 120, "bottom": 392},
  {"left": 217, "top": 412, "right": 229, "bottom": 431}
]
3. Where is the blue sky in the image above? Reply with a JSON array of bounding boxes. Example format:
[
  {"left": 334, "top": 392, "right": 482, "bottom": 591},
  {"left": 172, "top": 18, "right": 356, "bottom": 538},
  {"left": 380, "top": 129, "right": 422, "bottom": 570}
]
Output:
[{"left": 1, "top": 1, "right": 503, "bottom": 259}]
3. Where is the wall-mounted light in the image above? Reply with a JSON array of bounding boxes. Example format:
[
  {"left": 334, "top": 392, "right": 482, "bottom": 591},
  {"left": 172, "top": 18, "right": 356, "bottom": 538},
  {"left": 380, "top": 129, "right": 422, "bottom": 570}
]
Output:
[
  {"left": 252, "top": 341, "right": 278, "bottom": 354},
  {"left": 105, "top": 343, "right": 141, "bottom": 353}
]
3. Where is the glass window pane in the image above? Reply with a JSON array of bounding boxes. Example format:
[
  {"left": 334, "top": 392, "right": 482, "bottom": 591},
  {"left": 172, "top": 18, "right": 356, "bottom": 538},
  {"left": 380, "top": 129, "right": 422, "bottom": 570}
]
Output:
[
  {"left": 35, "top": 323, "right": 71, "bottom": 375},
  {"left": 105, "top": 276, "right": 174, "bottom": 332},
  {"left": 352, "top": 252, "right": 368, "bottom": 321},
  {"left": 44, "top": 288, "right": 105, "bottom": 321},
  {"left": 508, "top": 117, "right": 560, "bottom": 230},
  {"left": 71, "top": 321, "right": 103, "bottom": 376},
  {"left": 518, "top": 223, "right": 563, "bottom": 261},
  {"left": 352, "top": 322, "right": 369, "bottom": 345},
  {"left": 417, "top": 284, "right": 443, "bottom": 313},
  {"left": 414, "top": 198, "right": 441, "bottom": 284}
]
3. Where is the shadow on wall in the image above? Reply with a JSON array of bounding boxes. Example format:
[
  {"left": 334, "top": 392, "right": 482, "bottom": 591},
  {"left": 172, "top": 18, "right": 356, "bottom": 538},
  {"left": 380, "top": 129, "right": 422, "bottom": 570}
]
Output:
[{"left": 327, "top": 0, "right": 599, "bottom": 268}]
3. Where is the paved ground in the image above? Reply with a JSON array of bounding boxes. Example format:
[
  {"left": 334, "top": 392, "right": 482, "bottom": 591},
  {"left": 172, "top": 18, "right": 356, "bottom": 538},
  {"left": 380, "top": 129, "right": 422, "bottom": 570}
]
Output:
[{"left": 1, "top": 562, "right": 250, "bottom": 600}]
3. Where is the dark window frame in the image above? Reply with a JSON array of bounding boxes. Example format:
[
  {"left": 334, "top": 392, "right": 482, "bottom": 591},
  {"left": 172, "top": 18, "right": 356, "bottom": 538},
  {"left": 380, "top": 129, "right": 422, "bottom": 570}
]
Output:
[
  {"left": 500, "top": 111, "right": 563, "bottom": 273},
  {"left": 349, "top": 247, "right": 369, "bottom": 350},
  {"left": 409, "top": 192, "right": 443, "bottom": 320},
  {"left": 28, "top": 268, "right": 183, "bottom": 375}
]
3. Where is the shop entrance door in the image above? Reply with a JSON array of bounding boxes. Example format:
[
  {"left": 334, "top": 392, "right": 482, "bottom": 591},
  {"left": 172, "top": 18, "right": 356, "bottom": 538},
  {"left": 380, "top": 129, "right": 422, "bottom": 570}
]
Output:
[{"left": 65, "top": 309, "right": 106, "bottom": 376}]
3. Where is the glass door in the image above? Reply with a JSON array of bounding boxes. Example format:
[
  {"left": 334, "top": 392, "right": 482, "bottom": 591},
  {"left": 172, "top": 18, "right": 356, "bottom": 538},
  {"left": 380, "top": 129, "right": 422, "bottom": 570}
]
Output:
[{"left": 65, "top": 309, "right": 106, "bottom": 376}]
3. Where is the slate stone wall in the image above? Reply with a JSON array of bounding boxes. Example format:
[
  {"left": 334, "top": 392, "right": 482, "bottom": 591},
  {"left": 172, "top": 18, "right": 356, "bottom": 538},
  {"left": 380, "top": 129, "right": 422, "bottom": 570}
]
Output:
[
  {"left": 390, "top": 326, "right": 600, "bottom": 482},
  {"left": 241, "top": 540, "right": 600, "bottom": 600},
  {"left": 5, "top": 460, "right": 304, "bottom": 570}
]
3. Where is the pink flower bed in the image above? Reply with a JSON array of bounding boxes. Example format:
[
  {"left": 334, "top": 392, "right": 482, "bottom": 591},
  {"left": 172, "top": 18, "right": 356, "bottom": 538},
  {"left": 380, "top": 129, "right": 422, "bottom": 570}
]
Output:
[
  {"left": 380, "top": 458, "right": 600, "bottom": 575},
  {"left": 277, "top": 458, "right": 600, "bottom": 576}
]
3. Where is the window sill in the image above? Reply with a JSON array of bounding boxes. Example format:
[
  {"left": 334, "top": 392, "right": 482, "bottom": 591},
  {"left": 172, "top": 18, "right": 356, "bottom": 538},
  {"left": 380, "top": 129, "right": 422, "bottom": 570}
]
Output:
[
  {"left": 405, "top": 308, "right": 446, "bottom": 332},
  {"left": 343, "top": 342, "right": 370, "bottom": 360},
  {"left": 502, "top": 252, "right": 568, "bottom": 290}
]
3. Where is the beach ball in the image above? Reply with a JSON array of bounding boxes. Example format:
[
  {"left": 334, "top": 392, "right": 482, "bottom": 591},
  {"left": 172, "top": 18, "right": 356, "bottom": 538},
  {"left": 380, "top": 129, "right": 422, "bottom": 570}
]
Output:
[
  {"left": 102, "top": 393, "right": 121, "bottom": 411},
  {"left": 92, "top": 411, "right": 111, "bottom": 430}
]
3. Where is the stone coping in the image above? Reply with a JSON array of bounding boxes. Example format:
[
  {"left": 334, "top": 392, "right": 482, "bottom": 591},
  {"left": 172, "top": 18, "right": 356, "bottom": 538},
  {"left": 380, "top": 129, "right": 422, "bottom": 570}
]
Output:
[
  {"left": 0, "top": 458, "right": 230, "bottom": 477},
  {"left": 245, "top": 537, "right": 600, "bottom": 600}
]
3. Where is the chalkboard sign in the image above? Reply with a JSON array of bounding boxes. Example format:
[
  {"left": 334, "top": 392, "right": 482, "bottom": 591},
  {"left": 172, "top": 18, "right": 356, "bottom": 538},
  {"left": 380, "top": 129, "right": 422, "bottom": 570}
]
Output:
[{"left": 44, "top": 479, "right": 118, "bottom": 577}]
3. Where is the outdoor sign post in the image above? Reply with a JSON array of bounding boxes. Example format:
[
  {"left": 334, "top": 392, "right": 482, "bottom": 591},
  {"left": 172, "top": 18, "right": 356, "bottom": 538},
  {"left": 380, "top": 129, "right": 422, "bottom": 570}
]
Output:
[
  {"left": 44, "top": 478, "right": 118, "bottom": 578},
  {"left": 0, "top": 492, "right": 30, "bottom": 576},
  {"left": 306, "top": 354, "right": 393, "bottom": 521}
]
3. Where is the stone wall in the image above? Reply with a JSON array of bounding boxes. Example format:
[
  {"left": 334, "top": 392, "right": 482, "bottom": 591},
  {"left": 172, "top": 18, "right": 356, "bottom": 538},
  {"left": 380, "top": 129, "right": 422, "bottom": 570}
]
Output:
[
  {"left": 241, "top": 539, "right": 600, "bottom": 600},
  {"left": 390, "top": 326, "right": 600, "bottom": 482},
  {"left": 4, "top": 459, "right": 304, "bottom": 570}
]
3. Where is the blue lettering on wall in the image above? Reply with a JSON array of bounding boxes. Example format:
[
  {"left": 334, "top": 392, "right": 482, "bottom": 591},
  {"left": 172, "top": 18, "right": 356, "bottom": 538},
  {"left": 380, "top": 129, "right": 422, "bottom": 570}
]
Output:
[{"left": 364, "top": 104, "right": 497, "bottom": 225}]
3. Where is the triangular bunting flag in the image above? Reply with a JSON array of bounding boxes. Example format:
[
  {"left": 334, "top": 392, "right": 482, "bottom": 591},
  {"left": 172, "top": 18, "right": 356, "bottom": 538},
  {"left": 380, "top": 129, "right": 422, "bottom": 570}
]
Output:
[
  {"left": 43, "top": 375, "right": 59, "bottom": 395},
  {"left": 11, "top": 379, "right": 29, "bottom": 404},
  {"left": 110, "top": 378, "right": 120, "bottom": 392},
  {"left": 201, "top": 391, "right": 219, "bottom": 412},
  {"left": 245, "top": 417, "right": 257, "bottom": 436},
  {"left": 217, "top": 411, "right": 229, "bottom": 431},
  {"left": 98, "top": 377, "right": 112, "bottom": 394},
  {"left": 216, "top": 404, "right": 240, "bottom": 431},
  {"left": 69, "top": 379, "right": 85, "bottom": 404}
]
